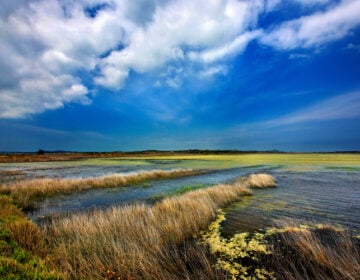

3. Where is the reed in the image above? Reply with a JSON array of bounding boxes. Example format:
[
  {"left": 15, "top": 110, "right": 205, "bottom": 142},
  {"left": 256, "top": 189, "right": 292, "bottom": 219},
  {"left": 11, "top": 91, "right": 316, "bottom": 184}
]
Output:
[
  {"left": 240, "top": 173, "right": 276, "bottom": 188},
  {"left": 0, "top": 169, "right": 205, "bottom": 210},
  {"left": 44, "top": 174, "right": 275, "bottom": 279},
  {"left": 265, "top": 222, "right": 360, "bottom": 280}
]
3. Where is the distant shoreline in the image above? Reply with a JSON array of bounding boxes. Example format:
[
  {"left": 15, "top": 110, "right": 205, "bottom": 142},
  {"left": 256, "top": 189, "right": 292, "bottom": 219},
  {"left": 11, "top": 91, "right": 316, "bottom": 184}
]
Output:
[{"left": 1, "top": 150, "right": 359, "bottom": 163}]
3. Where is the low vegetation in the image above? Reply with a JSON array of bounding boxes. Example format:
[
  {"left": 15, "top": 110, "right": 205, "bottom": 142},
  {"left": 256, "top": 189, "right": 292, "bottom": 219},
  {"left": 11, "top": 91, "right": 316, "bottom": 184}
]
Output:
[
  {"left": 0, "top": 195, "right": 61, "bottom": 279},
  {"left": 43, "top": 174, "right": 276, "bottom": 279},
  {"left": 265, "top": 222, "right": 360, "bottom": 280},
  {"left": 1, "top": 166, "right": 358, "bottom": 280},
  {"left": 238, "top": 173, "right": 276, "bottom": 188},
  {"left": 151, "top": 183, "right": 207, "bottom": 202},
  {"left": 201, "top": 210, "right": 274, "bottom": 280},
  {"left": 0, "top": 169, "right": 206, "bottom": 210},
  {"left": 201, "top": 212, "right": 360, "bottom": 280}
]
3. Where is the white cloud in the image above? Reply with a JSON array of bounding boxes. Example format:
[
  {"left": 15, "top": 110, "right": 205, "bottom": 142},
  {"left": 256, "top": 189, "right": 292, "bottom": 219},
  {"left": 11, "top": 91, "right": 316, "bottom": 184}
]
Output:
[
  {"left": 0, "top": 0, "right": 265, "bottom": 117},
  {"left": 268, "top": 91, "right": 360, "bottom": 126},
  {"left": 199, "top": 65, "right": 228, "bottom": 79},
  {"left": 1, "top": 0, "right": 360, "bottom": 118},
  {"left": 261, "top": 0, "right": 360, "bottom": 49},
  {"left": 96, "top": 0, "right": 264, "bottom": 88},
  {"left": 188, "top": 31, "right": 261, "bottom": 63}
]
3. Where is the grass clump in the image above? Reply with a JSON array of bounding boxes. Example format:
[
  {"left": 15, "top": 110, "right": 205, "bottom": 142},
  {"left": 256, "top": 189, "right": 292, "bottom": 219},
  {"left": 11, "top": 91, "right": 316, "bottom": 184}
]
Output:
[
  {"left": 0, "top": 195, "right": 62, "bottom": 279},
  {"left": 0, "top": 169, "right": 206, "bottom": 210},
  {"left": 264, "top": 222, "right": 360, "bottom": 280},
  {"left": 44, "top": 173, "right": 275, "bottom": 279},
  {"left": 240, "top": 173, "right": 276, "bottom": 189}
]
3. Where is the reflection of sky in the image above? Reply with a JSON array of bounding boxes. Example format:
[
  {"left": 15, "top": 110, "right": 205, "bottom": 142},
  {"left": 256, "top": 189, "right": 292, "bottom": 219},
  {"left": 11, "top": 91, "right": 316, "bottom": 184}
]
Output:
[
  {"left": 0, "top": 1, "right": 360, "bottom": 152},
  {"left": 26, "top": 162, "right": 360, "bottom": 236},
  {"left": 222, "top": 170, "right": 360, "bottom": 236}
]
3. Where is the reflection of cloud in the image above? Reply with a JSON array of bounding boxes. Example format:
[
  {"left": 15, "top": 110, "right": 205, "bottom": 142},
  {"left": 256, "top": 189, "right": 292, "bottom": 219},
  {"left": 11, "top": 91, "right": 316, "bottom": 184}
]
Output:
[{"left": 269, "top": 91, "right": 360, "bottom": 126}]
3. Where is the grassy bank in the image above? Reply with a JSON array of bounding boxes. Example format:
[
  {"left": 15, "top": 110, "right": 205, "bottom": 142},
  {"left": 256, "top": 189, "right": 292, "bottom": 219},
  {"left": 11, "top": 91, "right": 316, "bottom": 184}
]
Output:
[
  {"left": 0, "top": 195, "right": 61, "bottom": 279},
  {"left": 43, "top": 174, "right": 275, "bottom": 279},
  {"left": 0, "top": 169, "right": 206, "bottom": 210}
]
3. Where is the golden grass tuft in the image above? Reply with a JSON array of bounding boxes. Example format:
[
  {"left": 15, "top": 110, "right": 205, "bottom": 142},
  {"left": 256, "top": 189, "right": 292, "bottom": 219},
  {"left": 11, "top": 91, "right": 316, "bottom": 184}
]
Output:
[
  {"left": 0, "top": 169, "right": 206, "bottom": 210},
  {"left": 241, "top": 173, "right": 276, "bottom": 188},
  {"left": 43, "top": 174, "right": 275, "bottom": 279}
]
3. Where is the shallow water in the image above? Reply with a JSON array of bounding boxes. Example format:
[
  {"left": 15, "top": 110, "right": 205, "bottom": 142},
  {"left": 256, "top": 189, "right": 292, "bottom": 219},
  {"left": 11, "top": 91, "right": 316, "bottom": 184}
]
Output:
[
  {"left": 221, "top": 170, "right": 360, "bottom": 236},
  {"left": 28, "top": 165, "right": 272, "bottom": 222},
  {"left": 1, "top": 156, "right": 359, "bottom": 234}
]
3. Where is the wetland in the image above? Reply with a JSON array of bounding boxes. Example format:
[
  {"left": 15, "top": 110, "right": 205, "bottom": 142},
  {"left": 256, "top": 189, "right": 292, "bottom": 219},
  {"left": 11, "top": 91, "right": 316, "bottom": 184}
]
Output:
[{"left": 0, "top": 153, "right": 359, "bottom": 279}]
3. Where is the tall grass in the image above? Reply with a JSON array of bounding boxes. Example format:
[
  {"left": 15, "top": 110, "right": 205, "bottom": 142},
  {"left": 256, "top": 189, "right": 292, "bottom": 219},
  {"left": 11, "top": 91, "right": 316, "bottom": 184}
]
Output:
[
  {"left": 239, "top": 173, "right": 276, "bottom": 188},
  {"left": 201, "top": 210, "right": 360, "bottom": 280},
  {"left": 0, "top": 169, "right": 205, "bottom": 210},
  {"left": 44, "top": 174, "right": 275, "bottom": 279},
  {"left": 264, "top": 222, "right": 360, "bottom": 280}
]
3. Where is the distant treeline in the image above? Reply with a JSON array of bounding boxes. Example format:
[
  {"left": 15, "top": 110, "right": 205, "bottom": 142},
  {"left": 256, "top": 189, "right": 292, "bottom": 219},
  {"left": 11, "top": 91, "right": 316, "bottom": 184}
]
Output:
[{"left": 1, "top": 149, "right": 360, "bottom": 155}]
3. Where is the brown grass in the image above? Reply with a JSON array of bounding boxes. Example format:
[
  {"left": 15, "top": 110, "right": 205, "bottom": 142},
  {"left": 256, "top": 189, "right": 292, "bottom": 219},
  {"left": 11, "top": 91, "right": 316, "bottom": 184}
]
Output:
[
  {"left": 240, "top": 173, "right": 276, "bottom": 188},
  {"left": 0, "top": 169, "right": 206, "bottom": 210},
  {"left": 43, "top": 174, "right": 275, "bottom": 279},
  {"left": 265, "top": 222, "right": 360, "bottom": 280}
]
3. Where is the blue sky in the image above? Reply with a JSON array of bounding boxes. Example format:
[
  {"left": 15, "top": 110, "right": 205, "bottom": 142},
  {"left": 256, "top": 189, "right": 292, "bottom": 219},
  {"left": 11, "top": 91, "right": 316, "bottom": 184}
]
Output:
[{"left": 1, "top": 0, "right": 360, "bottom": 152}]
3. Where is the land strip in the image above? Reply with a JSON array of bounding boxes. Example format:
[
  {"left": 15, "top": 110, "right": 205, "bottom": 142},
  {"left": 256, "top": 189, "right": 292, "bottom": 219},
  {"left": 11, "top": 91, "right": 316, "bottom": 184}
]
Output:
[{"left": 0, "top": 169, "right": 207, "bottom": 210}]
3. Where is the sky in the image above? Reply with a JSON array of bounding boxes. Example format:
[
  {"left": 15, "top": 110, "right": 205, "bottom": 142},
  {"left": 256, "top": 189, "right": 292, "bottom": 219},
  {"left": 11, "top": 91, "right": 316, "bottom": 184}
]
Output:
[{"left": 1, "top": 0, "right": 360, "bottom": 152}]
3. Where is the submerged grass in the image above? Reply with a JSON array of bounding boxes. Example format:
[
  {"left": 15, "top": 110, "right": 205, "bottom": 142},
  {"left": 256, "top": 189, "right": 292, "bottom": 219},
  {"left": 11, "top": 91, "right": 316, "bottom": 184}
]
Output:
[
  {"left": 201, "top": 211, "right": 360, "bottom": 280},
  {"left": 0, "top": 169, "right": 206, "bottom": 210},
  {"left": 151, "top": 183, "right": 207, "bottom": 202},
  {"left": 44, "top": 174, "right": 275, "bottom": 279},
  {"left": 201, "top": 210, "right": 274, "bottom": 280}
]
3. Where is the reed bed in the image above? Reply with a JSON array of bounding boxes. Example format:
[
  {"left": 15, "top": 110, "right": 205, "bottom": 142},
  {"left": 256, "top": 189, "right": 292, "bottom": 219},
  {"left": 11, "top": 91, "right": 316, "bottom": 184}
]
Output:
[
  {"left": 0, "top": 169, "right": 205, "bottom": 209},
  {"left": 44, "top": 174, "right": 275, "bottom": 279},
  {"left": 265, "top": 222, "right": 360, "bottom": 280}
]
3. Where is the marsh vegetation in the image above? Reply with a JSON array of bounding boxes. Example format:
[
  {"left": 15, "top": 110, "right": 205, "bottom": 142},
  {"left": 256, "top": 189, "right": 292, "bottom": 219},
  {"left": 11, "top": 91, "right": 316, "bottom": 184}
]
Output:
[
  {"left": 0, "top": 169, "right": 206, "bottom": 210},
  {"left": 0, "top": 154, "right": 359, "bottom": 279}
]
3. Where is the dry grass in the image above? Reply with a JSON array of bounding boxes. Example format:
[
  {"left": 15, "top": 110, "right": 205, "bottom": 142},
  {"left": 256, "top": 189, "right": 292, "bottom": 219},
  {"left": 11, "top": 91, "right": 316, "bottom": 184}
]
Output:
[
  {"left": 0, "top": 169, "right": 205, "bottom": 210},
  {"left": 43, "top": 174, "right": 275, "bottom": 279},
  {"left": 264, "top": 222, "right": 360, "bottom": 280},
  {"left": 240, "top": 173, "right": 276, "bottom": 188}
]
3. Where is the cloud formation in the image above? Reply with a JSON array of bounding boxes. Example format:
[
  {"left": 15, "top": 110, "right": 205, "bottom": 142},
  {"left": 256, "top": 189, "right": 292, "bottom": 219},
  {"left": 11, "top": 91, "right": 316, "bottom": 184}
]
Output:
[
  {"left": 1, "top": 0, "right": 359, "bottom": 118},
  {"left": 261, "top": 0, "right": 360, "bottom": 49},
  {"left": 269, "top": 91, "right": 360, "bottom": 126}
]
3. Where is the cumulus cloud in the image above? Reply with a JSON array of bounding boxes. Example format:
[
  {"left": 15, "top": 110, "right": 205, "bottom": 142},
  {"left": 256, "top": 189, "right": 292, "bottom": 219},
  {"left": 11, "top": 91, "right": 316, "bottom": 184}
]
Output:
[
  {"left": 0, "top": 0, "right": 264, "bottom": 117},
  {"left": 261, "top": 0, "right": 360, "bottom": 49},
  {"left": 95, "top": 0, "right": 264, "bottom": 88},
  {"left": 1, "top": 0, "right": 360, "bottom": 118}
]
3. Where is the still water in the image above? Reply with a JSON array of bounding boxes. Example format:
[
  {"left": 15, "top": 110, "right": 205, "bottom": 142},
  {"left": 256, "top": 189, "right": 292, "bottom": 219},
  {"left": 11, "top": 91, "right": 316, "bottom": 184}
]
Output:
[{"left": 2, "top": 157, "right": 359, "bottom": 234}]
